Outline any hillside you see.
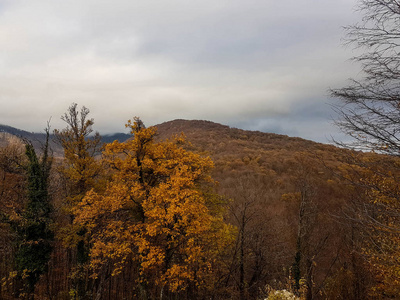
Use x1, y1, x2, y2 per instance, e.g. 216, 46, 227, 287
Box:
155, 119, 337, 155
0, 131, 24, 148
155, 119, 320, 149
0, 119, 374, 299
0, 124, 38, 138
0, 124, 60, 155
155, 119, 342, 177
153, 119, 363, 298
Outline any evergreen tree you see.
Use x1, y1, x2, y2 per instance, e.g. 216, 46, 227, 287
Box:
14, 128, 53, 298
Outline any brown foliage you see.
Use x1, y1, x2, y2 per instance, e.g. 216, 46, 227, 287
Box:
0, 118, 390, 299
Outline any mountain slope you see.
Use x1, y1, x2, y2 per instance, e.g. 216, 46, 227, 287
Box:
154, 119, 355, 295
154, 119, 341, 175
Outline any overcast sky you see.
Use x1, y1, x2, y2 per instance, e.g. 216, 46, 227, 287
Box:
0, 0, 362, 142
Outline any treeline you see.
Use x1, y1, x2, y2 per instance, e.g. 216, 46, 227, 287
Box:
0, 104, 399, 299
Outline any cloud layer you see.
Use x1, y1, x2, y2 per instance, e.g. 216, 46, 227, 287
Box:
0, 0, 360, 141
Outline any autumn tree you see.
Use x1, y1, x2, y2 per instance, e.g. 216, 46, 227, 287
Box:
54, 103, 103, 298
278, 153, 354, 300
54, 103, 102, 205
221, 173, 279, 300
336, 153, 400, 297
331, 0, 400, 296
74, 118, 233, 299
0, 141, 26, 221
282, 156, 321, 300
0, 141, 26, 298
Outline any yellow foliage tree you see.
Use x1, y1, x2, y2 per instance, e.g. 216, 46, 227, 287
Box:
338, 153, 400, 297
54, 103, 104, 298
74, 118, 233, 298
54, 103, 103, 239
54, 103, 103, 204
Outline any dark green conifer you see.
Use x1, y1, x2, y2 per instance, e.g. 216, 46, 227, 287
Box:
14, 129, 53, 297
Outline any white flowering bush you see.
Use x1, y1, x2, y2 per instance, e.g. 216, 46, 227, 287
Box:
265, 289, 299, 300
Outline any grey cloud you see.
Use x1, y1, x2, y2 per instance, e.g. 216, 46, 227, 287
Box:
0, 0, 361, 141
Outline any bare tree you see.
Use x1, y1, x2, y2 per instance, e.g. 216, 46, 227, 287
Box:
331, 0, 400, 155
331, 2, 400, 296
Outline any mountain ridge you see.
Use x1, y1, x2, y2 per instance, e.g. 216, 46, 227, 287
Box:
0, 124, 131, 155
1, 119, 328, 147
154, 119, 331, 154
1, 120, 339, 162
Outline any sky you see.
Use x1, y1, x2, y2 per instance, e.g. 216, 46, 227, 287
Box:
0, 0, 363, 142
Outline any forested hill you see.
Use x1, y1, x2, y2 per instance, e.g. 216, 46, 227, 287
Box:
0, 118, 387, 298
2, 119, 336, 158
155, 119, 332, 152
0, 124, 36, 137
154, 119, 342, 175
154, 119, 364, 299
0, 124, 47, 142
0, 124, 54, 153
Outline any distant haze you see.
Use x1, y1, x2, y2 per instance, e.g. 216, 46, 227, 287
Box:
0, 0, 361, 142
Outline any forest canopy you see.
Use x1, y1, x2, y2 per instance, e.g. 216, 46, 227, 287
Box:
1, 101, 399, 299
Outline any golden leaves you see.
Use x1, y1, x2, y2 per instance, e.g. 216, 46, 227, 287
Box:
73, 119, 232, 293
338, 153, 400, 296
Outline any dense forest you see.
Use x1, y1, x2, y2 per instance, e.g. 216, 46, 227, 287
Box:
0, 103, 399, 299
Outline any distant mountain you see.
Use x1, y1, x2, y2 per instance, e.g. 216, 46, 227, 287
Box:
101, 133, 131, 144
1, 119, 341, 168
0, 124, 56, 154
0, 124, 46, 141
0, 124, 131, 156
